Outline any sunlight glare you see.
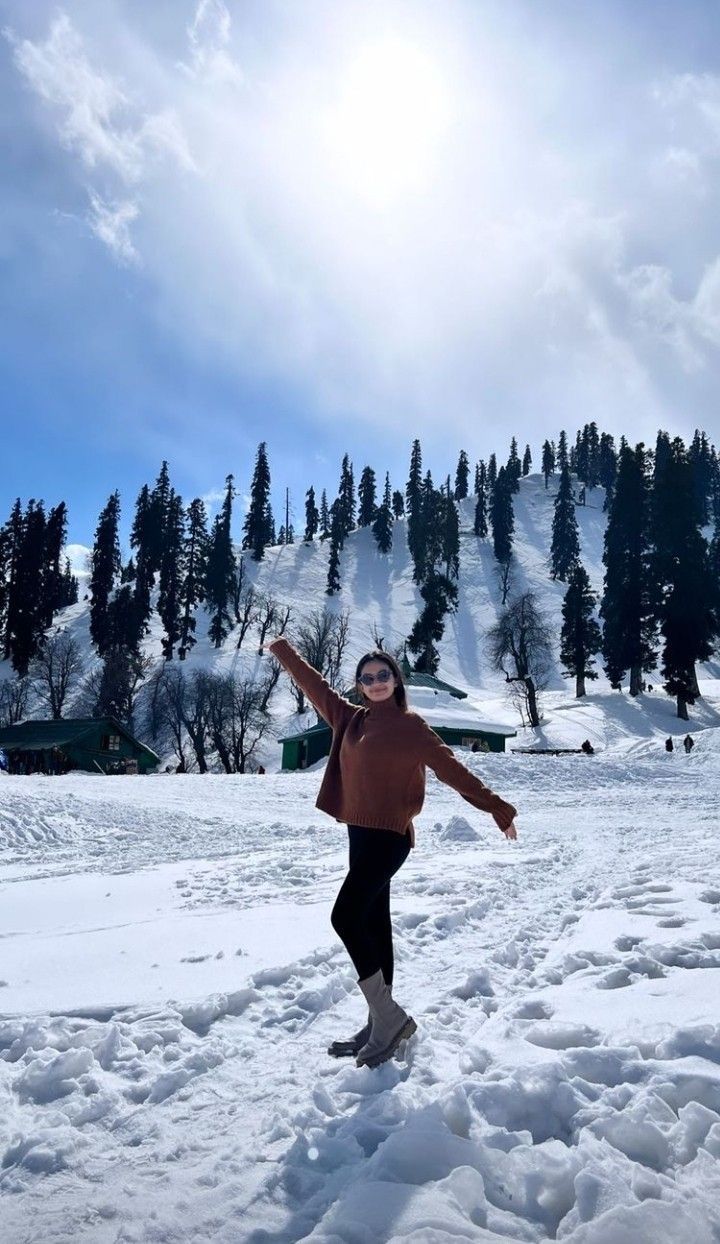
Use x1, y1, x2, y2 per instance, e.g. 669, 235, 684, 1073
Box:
324, 39, 452, 207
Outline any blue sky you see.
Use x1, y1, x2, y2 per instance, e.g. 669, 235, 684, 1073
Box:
2, 0, 720, 550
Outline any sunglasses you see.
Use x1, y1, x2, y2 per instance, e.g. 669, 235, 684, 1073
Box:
358, 669, 394, 686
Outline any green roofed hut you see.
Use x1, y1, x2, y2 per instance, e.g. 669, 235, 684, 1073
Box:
0, 718, 159, 776
278, 659, 516, 771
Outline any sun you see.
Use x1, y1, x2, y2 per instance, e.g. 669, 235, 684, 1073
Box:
323, 39, 452, 207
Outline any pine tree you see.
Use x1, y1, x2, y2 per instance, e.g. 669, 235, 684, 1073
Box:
406, 572, 458, 674
129, 484, 154, 646
506, 438, 521, 493
58, 558, 79, 609
541, 440, 556, 489
372, 473, 393, 554
454, 450, 470, 501
158, 489, 185, 660
598, 433, 617, 509
474, 461, 481, 496
406, 440, 424, 576
319, 490, 330, 540
522, 445, 532, 477
147, 461, 172, 578
336, 454, 356, 542
178, 498, 209, 660
6, 500, 47, 674
688, 428, 713, 527
487, 453, 497, 488
654, 437, 716, 718
550, 460, 580, 581
441, 481, 460, 580
243, 442, 272, 561
474, 461, 488, 537
326, 501, 342, 594
304, 486, 319, 542
207, 475, 236, 647
560, 562, 602, 696
90, 492, 121, 657
600, 443, 657, 694
557, 430, 569, 472
42, 502, 69, 629
357, 466, 377, 527
392, 490, 404, 519
490, 466, 514, 564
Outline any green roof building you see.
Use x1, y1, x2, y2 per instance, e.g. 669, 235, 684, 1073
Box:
0, 718, 159, 775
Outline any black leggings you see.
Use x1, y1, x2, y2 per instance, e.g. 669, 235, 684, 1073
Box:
330, 824, 412, 986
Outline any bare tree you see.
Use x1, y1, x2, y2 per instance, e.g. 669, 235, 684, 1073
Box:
78, 647, 154, 729
486, 592, 553, 728
141, 664, 191, 771
236, 586, 260, 650
0, 676, 30, 727
205, 672, 270, 772
370, 623, 405, 665
257, 595, 291, 653
291, 609, 350, 714
29, 631, 84, 720
258, 660, 281, 713
140, 664, 212, 772
494, 557, 516, 607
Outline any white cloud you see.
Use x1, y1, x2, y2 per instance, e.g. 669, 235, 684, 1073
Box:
6, 3, 720, 451
6, 10, 195, 261
87, 192, 139, 263
183, 0, 242, 87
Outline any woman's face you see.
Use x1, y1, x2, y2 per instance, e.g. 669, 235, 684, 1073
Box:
357, 659, 398, 704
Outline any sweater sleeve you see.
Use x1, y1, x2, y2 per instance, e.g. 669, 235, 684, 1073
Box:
269, 638, 356, 731
417, 718, 517, 830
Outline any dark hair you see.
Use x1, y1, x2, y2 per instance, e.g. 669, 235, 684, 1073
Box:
355, 650, 408, 710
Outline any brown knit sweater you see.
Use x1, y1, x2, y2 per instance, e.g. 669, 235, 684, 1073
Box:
270, 638, 517, 845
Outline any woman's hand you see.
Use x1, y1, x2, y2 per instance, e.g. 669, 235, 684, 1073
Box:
501, 821, 518, 841
491, 801, 518, 839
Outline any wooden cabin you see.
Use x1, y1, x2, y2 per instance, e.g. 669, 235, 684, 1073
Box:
0, 717, 159, 775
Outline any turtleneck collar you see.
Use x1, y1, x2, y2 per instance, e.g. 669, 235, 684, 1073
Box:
364, 694, 402, 716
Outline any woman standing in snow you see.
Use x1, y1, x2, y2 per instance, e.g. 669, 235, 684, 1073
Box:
267, 637, 518, 1069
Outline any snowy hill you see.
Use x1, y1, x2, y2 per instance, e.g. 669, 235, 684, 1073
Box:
26, 472, 720, 763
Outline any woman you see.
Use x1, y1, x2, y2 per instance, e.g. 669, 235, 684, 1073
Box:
268, 636, 518, 1070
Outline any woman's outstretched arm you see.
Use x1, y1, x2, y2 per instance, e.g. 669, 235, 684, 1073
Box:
268, 637, 356, 731
417, 718, 518, 837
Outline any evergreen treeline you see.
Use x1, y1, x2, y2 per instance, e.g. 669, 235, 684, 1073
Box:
2, 424, 719, 733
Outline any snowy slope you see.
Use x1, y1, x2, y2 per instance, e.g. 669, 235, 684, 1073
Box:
8, 473, 719, 766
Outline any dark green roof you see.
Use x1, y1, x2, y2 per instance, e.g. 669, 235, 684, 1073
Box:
399, 655, 467, 699
278, 720, 331, 743
0, 717, 159, 761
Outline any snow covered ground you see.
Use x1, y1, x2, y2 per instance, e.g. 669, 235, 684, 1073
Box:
2, 734, 720, 1243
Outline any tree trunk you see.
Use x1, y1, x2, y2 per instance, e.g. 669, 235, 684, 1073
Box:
525, 677, 540, 727
676, 694, 689, 721
576, 672, 586, 698
629, 665, 643, 696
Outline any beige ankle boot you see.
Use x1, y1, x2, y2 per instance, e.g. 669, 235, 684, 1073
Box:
355, 968, 417, 1068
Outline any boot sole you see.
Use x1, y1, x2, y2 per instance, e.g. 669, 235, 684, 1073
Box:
356, 1017, 417, 1069
327, 1042, 362, 1058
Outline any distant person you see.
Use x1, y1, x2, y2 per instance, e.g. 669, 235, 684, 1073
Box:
256, 764, 266, 774
683, 735, 695, 754
268, 635, 518, 1070
580, 739, 594, 755
665, 737, 674, 753
470, 740, 480, 753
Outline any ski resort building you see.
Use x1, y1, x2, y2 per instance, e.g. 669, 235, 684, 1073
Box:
279, 663, 516, 771
0, 718, 159, 776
